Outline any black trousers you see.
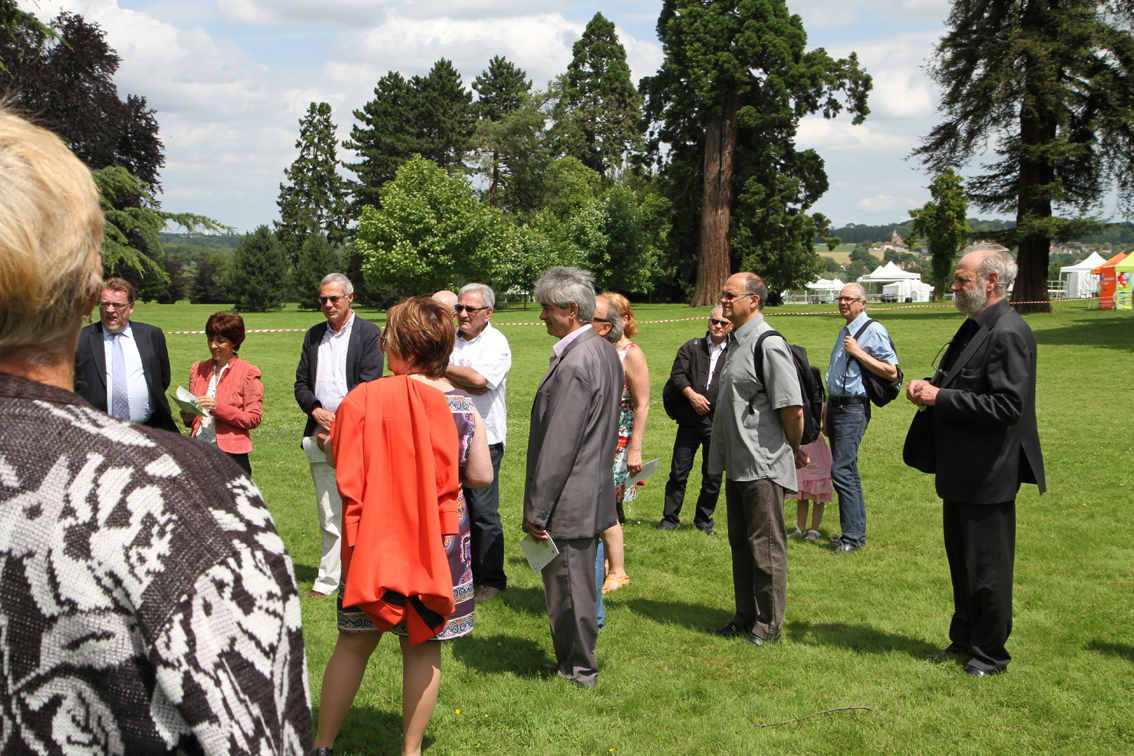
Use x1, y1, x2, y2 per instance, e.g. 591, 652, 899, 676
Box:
661, 423, 721, 529
225, 451, 252, 478
725, 477, 786, 641
466, 443, 506, 590
942, 498, 1016, 673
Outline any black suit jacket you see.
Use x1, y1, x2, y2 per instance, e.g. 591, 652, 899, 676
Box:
904, 298, 1045, 504
294, 314, 384, 438
74, 321, 179, 433
667, 334, 727, 427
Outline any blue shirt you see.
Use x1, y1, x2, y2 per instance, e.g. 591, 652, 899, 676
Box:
826, 312, 898, 398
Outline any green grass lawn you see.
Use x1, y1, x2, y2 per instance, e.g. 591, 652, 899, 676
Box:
135, 298, 1133, 755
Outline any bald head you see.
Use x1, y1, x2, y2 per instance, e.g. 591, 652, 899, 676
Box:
432, 290, 458, 314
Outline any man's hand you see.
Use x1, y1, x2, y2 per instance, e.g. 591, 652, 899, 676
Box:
906, 379, 939, 407
466, 385, 490, 396
794, 448, 810, 469
180, 411, 196, 428
311, 407, 335, 431
523, 519, 549, 543
315, 430, 330, 452
684, 388, 711, 415
843, 335, 866, 361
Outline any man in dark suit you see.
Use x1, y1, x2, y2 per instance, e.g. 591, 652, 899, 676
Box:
74, 277, 178, 433
294, 273, 383, 598
659, 306, 732, 534
523, 267, 623, 688
905, 248, 1045, 679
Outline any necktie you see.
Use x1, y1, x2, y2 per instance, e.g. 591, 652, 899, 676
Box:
111, 333, 130, 420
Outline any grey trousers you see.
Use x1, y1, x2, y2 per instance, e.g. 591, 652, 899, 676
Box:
725, 477, 787, 641
542, 536, 600, 687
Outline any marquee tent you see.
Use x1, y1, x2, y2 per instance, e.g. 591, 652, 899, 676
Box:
1114, 255, 1134, 310
1093, 251, 1132, 309
1059, 251, 1107, 299
883, 279, 935, 302
857, 261, 922, 283
805, 278, 845, 302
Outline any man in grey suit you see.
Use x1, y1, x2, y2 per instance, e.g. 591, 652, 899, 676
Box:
523, 267, 623, 688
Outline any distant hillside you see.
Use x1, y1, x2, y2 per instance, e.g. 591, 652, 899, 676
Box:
158, 231, 240, 252
826, 219, 1134, 246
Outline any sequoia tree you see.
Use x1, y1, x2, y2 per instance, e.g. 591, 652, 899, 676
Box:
914, 0, 1134, 313
643, 0, 871, 305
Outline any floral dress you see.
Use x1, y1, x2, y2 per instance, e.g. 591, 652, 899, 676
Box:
611, 341, 640, 519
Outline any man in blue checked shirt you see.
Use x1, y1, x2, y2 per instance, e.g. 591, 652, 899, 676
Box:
825, 283, 899, 554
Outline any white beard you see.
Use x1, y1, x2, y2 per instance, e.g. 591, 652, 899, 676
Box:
955, 282, 988, 316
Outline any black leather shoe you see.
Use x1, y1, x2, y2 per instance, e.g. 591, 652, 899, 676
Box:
657, 521, 678, 531
741, 632, 779, 647
312, 748, 333, 756
927, 643, 969, 662
697, 526, 717, 536
832, 541, 861, 554
963, 663, 1003, 679
707, 621, 747, 638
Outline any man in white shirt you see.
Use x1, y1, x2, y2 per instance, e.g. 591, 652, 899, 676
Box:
74, 277, 179, 433
446, 283, 513, 603
294, 273, 384, 597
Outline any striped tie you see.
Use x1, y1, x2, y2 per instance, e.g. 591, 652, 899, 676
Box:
110, 333, 130, 420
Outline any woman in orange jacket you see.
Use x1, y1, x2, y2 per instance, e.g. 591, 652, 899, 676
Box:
180, 311, 263, 476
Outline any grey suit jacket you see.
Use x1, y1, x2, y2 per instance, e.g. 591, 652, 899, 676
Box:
524, 328, 624, 540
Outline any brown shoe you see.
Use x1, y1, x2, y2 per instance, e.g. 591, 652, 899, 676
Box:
474, 586, 504, 604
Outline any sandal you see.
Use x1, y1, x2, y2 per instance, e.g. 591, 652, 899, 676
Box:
601, 574, 630, 595
806, 530, 820, 542
789, 523, 805, 538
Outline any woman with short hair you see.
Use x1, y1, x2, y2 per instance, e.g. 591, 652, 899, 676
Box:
181, 311, 263, 477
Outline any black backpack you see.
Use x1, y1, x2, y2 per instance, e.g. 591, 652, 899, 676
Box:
752, 330, 823, 446
849, 319, 904, 407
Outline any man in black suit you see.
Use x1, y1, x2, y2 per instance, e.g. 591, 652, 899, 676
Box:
659, 306, 732, 534
74, 277, 178, 433
905, 249, 1045, 679
294, 273, 383, 598
524, 267, 623, 688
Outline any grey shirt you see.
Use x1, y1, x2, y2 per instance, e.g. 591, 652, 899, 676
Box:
709, 314, 802, 491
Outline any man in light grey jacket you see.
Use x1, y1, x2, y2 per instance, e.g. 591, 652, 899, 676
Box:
523, 267, 623, 688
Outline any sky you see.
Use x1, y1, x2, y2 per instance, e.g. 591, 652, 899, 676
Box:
18, 0, 983, 234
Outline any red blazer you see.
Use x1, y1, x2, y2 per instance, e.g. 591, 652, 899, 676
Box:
331, 376, 460, 645
187, 356, 263, 454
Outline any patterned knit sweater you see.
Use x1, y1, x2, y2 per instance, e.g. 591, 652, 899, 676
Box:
0, 375, 312, 755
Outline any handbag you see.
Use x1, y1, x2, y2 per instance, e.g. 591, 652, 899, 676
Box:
902, 406, 936, 474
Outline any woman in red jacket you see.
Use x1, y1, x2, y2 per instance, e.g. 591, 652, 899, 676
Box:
180, 311, 263, 476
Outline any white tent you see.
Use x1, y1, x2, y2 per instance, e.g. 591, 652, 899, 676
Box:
883, 279, 935, 303
1059, 251, 1107, 298
857, 261, 922, 283
805, 278, 845, 302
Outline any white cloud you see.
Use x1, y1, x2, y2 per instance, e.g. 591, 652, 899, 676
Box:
856, 195, 910, 216
791, 0, 951, 30
796, 118, 915, 153
217, 0, 568, 26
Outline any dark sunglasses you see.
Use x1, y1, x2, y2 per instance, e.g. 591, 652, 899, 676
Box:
453, 304, 489, 314
709, 318, 729, 326
319, 295, 345, 305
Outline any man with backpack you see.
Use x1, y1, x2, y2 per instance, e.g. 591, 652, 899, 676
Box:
707, 272, 808, 647
826, 283, 900, 555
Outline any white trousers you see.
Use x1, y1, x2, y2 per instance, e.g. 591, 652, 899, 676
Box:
309, 458, 342, 595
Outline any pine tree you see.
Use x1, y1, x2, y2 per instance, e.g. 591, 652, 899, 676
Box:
557, 13, 642, 179
344, 71, 423, 210
642, 0, 871, 305
914, 0, 1134, 313
414, 59, 475, 172
909, 169, 972, 301
472, 56, 531, 207
276, 102, 350, 273
293, 234, 340, 311
223, 226, 288, 312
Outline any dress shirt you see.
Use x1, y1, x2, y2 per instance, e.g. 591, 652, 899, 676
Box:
548, 324, 594, 368
709, 315, 802, 491
826, 311, 898, 398
706, 338, 728, 390
315, 312, 355, 414
102, 323, 151, 424
451, 322, 512, 445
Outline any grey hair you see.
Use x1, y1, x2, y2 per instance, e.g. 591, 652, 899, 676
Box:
533, 266, 596, 323
977, 250, 1017, 294
742, 272, 768, 311
321, 273, 354, 297
597, 296, 624, 343
843, 282, 867, 301
458, 282, 495, 309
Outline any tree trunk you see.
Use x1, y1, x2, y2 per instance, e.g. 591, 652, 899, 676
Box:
490, 149, 500, 208
691, 89, 740, 307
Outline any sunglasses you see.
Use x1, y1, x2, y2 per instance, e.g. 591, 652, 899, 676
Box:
453, 304, 489, 314
319, 295, 345, 305
709, 318, 729, 326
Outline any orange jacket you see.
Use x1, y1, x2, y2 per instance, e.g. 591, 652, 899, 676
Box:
187, 356, 263, 454
332, 376, 460, 644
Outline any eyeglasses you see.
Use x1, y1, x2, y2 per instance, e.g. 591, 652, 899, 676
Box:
719, 291, 752, 302
98, 301, 130, 310
930, 340, 953, 376
453, 304, 489, 314
708, 318, 729, 326
836, 296, 864, 303
319, 295, 345, 305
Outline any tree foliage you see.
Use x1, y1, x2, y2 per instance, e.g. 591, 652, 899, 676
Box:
294, 233, 340, 311
555, 13, 642, 179
909, 169, 972, 300
223, 226, 288, 312
355, 155, 511, 293
472, 56, 532, 207
643, 0, 871, 305
277, 102, 350, 265
914, 0, 1134, 312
